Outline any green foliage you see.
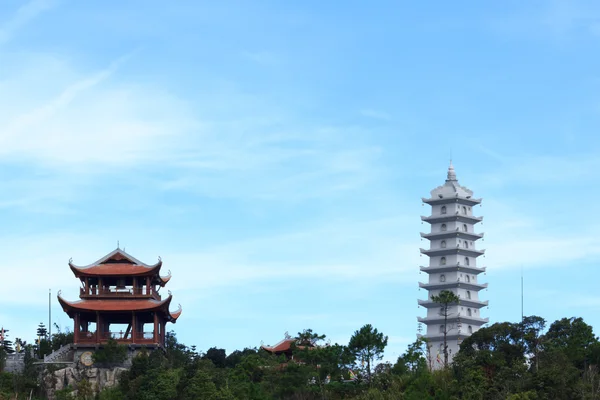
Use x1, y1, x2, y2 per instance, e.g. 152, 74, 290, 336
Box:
54, 385, 74, 400
92, 338, 128, 367
204, 347, 227, 368
7, 315, 600, 399
348, 324, 389, 384
76, 378, 94, 400
98, 387, 125, 400
431, 290, 460, 368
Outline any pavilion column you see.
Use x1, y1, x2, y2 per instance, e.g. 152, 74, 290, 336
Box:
74, 313, 80, 344
131, 312, 136, 344
96, 312, 100, 344
153, 312, 158, 344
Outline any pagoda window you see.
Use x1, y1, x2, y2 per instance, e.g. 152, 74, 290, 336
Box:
440, 274, 446, 282
441, 224, 447, 232
462, 206, 467, 215
466, 291, 471, 299
464, 242, 469, 249
468, 326, 473, 334
467, 308, 472, 316
441, 240, 446, 248
440, 257, 446, 265
466, 275, 470, 283
439, 325, 445, 333
463, 224, 468, 232
465, 257, 470, 266
441, 206, 447, 215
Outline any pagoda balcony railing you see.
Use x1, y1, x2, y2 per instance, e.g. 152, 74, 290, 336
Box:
80, 287, 161, 300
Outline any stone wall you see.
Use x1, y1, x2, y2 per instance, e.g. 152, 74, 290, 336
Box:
43, 363, 127, 400
4, 353, 25, 373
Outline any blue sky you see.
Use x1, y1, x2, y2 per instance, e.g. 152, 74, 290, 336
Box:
1, 0, 600, 362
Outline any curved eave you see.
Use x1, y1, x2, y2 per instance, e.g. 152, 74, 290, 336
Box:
57, 293, 173, 314
420, 231, 484, 241
421, 215, 483, 225
158, 272, 172, 286
420, 248, 485, 258
420, 265, 486, 274
69, 260, 164, 278
419, 281, 488, 291
421, 197, 482, 206
418, 316, 489, 326
169, 304, 182, 323
418, 299, 488, 309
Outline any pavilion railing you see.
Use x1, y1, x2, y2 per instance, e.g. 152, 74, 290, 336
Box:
77, 331, 97, 343
135, 332, 155, 340
80, 287, 161, 300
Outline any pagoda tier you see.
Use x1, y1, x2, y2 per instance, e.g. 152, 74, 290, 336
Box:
421, 214, 483, 224
418, 315, 489, 326
420, 231, 484, 241
420, 265, 486, 275
417, 162, 488, 369
418, 281, 487, 291
421, 196, 482, 207
419, 247, 485, 257
418, 298, 488, 309
58, 248, 182, 348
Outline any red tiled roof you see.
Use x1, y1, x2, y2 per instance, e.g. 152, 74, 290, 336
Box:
70, 263, 162, 276
57, 294, 172, 313
262, 338, 296, 353
69, 248, 164, 277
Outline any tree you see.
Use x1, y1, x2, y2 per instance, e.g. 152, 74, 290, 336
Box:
0, 329, 14, 355
348, 324, 388, 384
430, 290, 460, 367
543, 317, 598, 369
393, 338, 428, 376
520, 315, 546, 372
454, 322, 526, 398
204, 347, 226, 368
36, 323, 48, 339
92, 338, 127, 367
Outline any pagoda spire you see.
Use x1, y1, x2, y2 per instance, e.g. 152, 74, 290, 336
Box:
447, 161, 457, 181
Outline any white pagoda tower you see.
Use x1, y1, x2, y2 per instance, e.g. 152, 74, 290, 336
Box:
418, 162, 488, 368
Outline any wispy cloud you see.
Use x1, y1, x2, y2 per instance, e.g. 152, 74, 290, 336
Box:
360, 109, 392, 121
487, 0, 600, 39
241, 50, 281, 66
0, 0, 56, 45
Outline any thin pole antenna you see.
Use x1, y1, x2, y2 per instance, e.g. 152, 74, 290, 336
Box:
49, 289, 51, 339
521, 266, 524, 323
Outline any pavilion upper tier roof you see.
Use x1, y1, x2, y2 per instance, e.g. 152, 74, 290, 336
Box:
57, 293, 182, 322
69, 248, 169, 280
